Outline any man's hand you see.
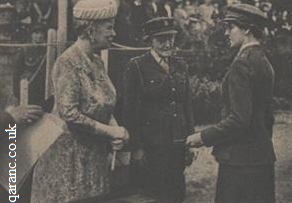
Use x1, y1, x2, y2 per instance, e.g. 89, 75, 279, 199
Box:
111, 139, 124, 151
186, 132, 204, 148
5, 105, 44, 124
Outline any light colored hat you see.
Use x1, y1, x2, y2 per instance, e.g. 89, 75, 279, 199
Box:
73, 0, 118, 20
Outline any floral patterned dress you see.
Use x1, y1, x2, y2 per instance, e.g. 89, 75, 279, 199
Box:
31, 44, 116, 203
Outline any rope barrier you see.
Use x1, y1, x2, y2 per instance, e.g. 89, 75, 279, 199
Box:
111, 42, 150, 51
0, 41, 150, 51
0, 42, 67, 48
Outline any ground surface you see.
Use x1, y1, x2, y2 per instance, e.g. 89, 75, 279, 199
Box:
184, 111, 292, 203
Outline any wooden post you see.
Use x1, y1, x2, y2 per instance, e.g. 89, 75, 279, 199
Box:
20, 79, 29, 105
57, 0, 68, 56
45, 29, 57, 100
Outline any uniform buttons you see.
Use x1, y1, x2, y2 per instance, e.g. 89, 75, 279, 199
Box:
173, 113, 177, 117
171, 87, 176, 92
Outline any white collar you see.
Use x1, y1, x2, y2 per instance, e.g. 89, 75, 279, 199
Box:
231, 41, 260, 65
239, 41, 260, 55
150, 49, 170, 72
150, 49, 167, 64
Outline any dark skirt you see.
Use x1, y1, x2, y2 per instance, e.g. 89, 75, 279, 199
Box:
215, 164, 275, 203
131, 145, 186, 203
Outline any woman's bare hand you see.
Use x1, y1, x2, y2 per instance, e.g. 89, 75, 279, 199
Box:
6, 105, 44, 124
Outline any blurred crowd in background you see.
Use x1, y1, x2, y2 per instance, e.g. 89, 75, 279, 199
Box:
0, 0, 291, 49
0, 0, 291, 124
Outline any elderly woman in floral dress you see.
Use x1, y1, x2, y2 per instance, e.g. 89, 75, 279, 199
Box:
31, 1, 129, 203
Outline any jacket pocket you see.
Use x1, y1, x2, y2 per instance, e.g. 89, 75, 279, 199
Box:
141, 116, 162, 146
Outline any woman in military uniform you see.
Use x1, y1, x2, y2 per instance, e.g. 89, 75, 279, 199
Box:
187, 4, 276, 203
123, 17, 194, 203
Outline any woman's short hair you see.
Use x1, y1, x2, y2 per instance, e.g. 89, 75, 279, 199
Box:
74, 18, 93, 38
223, 4, 268, 39
234, 21, 264, 39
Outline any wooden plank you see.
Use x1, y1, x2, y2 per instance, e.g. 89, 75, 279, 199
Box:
45, 29, 57, 100
20, 78, 29, 105
57, 0, 68, 56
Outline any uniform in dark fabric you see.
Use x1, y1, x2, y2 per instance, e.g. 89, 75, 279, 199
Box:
123, 51, 194, 203
215, 164, 275, 203
201, 44, 276, 203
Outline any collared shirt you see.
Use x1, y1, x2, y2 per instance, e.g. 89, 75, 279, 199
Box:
150, 49, 170, 73
233, 41, 260, 62
239, 41, 260, 54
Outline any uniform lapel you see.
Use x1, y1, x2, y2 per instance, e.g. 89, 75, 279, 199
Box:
149, 50, 170, 74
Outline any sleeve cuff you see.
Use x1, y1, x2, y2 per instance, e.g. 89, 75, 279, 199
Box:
201, 127, 218, 147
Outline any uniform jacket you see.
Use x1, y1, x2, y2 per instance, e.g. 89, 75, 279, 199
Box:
201, 44, 276, 165
123, 51, 194, 149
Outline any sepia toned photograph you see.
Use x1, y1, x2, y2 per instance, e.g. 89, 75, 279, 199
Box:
0, 0, 292, 202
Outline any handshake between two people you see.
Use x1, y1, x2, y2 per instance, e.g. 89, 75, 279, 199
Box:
110, 129, 204, 153
131, 131, 205, 166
